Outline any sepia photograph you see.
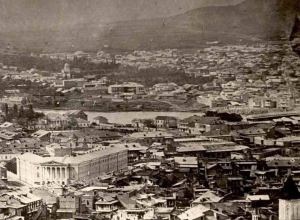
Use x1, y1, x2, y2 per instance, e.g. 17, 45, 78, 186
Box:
0, 0, 299, 219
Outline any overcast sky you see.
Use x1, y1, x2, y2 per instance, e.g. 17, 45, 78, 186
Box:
0, 0, 245, 31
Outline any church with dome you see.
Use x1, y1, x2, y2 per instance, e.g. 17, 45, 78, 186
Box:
61, 63, 71, 79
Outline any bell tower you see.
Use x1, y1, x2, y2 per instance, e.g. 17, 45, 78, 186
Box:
279, 175, 300, 220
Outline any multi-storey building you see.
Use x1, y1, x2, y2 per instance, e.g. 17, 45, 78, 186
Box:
197, 94, 229, 108
17, 146, 128, 186
108, 83, 145, 95
155, 116, 177, 128
248, 97, 277, 109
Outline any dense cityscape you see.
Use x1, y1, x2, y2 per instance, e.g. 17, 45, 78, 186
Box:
0, 38, 299, 220
0, 0, 300, 220
1, 40, 300, 114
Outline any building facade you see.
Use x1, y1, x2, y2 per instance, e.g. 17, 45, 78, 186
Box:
17, 147, 128, 186
108, 83, 145, 95
155, 116, 177, 128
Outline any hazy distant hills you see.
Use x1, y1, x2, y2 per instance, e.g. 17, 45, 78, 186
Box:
0, 0, 298, 52
98, 0, 297, 50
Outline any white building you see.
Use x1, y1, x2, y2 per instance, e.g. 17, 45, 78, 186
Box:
17, 146, 128, 186
197, 94, 229, 108
112, 209, 146, 220
108, 83, 145, 95
75, 118, 90, 128
46, 113, 69, 128
279, 176, 300, 220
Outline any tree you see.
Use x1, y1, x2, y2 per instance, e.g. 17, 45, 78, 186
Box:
204, 111, 242, 122
2, 103, 8, 116
68, 117, 78, 128
13, 104, 18, 115
18, 106, 24, 118
144, 119, 155, 129
16, 117, 27, 128
27, 104, 35, 120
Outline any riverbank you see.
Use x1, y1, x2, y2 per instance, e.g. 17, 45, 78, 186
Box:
34, 98, 207, 113
36, 109, 204, 124
35, 106, 206, 113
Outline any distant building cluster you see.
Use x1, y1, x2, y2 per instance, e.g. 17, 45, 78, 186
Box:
1, 41, 300, 111
0, 40, 300, 220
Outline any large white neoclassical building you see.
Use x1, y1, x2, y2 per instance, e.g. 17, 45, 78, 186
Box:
17, 146, 128, 186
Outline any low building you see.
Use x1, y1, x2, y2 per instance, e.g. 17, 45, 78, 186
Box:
0, 148, 21, 162
31, 130, 51, 142
31, 188, 58, 218
57, 193, 82, 219
45, 143, 73, 157
108, 83, 145, 95
197, 95, 229, 108
83, 86, 108, 95
174, 157, 198, 173
93, 116, 109, 124
126, 131, 174, 146
155, 116, 177, 128
0, 122, 17, 131
112, 209, 146, 220
110, 143, 148, 163
95, 196, 119, 214
76, 118, 90, 128
5, 190, 43, 220
153, 83, 178, 92
248, 97, 277, 108
64, 110, 88, 121
0, 129, 20, 140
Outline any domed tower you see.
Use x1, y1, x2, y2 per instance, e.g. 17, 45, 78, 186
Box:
67, 133, 78, 148
62, 63, 71, 79
279, 175, 300, 220
63, 63, 70, 72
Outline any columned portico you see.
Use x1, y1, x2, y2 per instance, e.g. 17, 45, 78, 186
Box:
41, 163, 69, 184
56, 167, 60, 179
52, 167, 55, 179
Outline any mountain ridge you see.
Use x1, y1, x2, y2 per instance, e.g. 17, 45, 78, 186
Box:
0, 0, 298, 52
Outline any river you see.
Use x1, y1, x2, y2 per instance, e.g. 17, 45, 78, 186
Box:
37, 109, 203, 125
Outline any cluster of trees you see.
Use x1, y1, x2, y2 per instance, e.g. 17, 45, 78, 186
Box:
205, 110, 243, 122
0, 54, 119, 73
110, 66, 215, 87
1, 103, 44, 127
0, 78, 50, 102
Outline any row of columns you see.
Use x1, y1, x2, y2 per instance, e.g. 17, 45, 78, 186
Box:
42, 166, 69, 180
